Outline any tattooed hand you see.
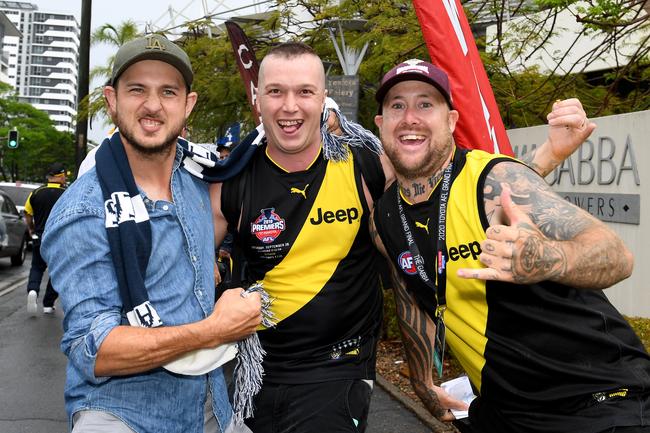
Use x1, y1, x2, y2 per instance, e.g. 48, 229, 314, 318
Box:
458, 186, 566, 284
413, 380, 469, 421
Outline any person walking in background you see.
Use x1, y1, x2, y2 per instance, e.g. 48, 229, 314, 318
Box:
25, 162, 66, 315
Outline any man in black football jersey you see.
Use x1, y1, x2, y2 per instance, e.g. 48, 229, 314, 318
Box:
370, 59, 648, 433
209, 42, 602, 433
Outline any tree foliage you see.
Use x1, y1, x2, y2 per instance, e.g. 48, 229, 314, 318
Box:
85, 0, 649, 140
0, 83, 75, 182
77, 20, 142, 127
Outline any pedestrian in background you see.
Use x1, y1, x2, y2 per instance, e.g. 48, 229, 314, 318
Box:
25, 162, 66, 315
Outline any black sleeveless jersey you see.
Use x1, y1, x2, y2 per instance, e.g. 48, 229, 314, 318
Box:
221, 145, 384, 384
374, 148, 650, 433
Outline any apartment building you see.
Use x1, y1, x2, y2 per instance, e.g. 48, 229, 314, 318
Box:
0, 1, 79, 131
0, 9, 20, 84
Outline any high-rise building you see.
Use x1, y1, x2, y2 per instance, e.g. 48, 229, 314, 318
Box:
0, 1, 79, 132
0, 10, 20, 84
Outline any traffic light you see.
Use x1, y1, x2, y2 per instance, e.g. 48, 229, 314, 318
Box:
7, 129, 19, 149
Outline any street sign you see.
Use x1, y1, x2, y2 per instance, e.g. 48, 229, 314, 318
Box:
326, 75, 359, 122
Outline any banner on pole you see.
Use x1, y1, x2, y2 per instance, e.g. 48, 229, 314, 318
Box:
225, 21, 262, 125
412, 0, 512, 155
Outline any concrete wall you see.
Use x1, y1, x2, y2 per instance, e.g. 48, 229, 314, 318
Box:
507, 110, 648, 317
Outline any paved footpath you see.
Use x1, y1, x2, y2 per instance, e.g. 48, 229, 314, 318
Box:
0, 273, 435, 433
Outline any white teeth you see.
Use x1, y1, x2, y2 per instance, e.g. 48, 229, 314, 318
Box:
278, 120, 302, 126
400, 134, 425, 141
142, 119, 161, 126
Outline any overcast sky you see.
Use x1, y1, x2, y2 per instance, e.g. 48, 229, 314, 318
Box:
29, 0, 268, 142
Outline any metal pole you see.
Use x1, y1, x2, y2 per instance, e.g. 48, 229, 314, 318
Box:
75, 0, 92, 175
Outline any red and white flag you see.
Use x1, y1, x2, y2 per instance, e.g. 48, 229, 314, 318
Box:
412, 0, 512, 155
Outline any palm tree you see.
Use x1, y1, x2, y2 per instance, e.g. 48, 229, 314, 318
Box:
78, 20, 141, 128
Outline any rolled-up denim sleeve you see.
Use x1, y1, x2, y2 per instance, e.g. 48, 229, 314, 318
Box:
42, 201, 123, 385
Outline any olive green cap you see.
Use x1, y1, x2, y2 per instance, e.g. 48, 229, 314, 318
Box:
110, 34, 193, 88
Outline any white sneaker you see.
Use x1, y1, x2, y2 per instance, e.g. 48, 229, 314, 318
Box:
43, 306, 55, 314
27, 290, 38, 316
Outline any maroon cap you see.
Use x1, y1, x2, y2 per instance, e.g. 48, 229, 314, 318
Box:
375, 59, 453, 112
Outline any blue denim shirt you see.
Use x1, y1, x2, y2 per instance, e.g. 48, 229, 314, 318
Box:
42, 146, 233, 433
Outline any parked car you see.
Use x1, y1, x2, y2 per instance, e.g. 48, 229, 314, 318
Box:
0, 181, 40, 250
0, 181, 40, 215
0, 189, 29, 266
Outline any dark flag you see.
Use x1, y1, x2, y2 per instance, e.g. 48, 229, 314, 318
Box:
225, 21, 262, 124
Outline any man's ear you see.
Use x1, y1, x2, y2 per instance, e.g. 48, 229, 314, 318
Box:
185, 91, 198, 118
448, 110, 459, 133
374, 114, 383, 130
103, 86, 117, 115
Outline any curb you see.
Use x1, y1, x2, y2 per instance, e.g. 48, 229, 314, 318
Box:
376, 374, 458, 433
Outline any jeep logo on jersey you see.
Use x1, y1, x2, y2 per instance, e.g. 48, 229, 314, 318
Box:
251, 208, 286, 243
448, 241, 482, 261
309, 207, 359, 225
398, 251, 417, 275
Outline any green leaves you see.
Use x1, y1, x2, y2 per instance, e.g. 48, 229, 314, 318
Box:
0, 96, 75, 182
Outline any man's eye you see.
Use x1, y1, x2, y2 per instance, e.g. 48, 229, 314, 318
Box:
390, 102, 405, 110
163, 89, 177, 96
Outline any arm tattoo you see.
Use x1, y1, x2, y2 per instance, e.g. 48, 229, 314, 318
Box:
519, 148, 545, 177
485, 163, 591, 239
389, 264, 446, 419
484, 161, 632, 288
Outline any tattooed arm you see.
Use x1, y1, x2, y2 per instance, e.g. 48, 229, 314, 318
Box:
369, 214, 467, 420
458, 161, 633, 289
520, 99, 596, 178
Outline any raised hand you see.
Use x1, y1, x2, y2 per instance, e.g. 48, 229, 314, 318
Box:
457, 185, 565, 284
545, 98, 596, 164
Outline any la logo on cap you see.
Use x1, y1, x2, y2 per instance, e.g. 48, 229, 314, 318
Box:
145, 36, 166, 51
396, 59, 428, 75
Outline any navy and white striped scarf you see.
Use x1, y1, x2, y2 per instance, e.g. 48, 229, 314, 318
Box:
95, 126, 264, 328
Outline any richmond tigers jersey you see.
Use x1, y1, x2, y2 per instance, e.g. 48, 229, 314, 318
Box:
374, 148, 650, 433
221, 145, 383, 384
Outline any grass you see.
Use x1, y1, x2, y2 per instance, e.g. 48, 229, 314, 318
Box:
626, 316, 650, 352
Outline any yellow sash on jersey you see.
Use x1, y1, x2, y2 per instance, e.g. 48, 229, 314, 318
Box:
261, 151, 362, 324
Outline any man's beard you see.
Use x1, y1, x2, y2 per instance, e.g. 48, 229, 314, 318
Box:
385, 133, 454, 181
116, 113, 182, 157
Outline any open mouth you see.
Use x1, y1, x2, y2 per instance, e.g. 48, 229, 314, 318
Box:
140, 118, 163, 132
278, 119, 303, 134
398, 134, 426, 145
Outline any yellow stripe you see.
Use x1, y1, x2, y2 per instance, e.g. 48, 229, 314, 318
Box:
444, 150, 503, 390
261, 150, 362, 323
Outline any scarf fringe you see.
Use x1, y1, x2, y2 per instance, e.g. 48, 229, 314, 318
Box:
321, 107, 383, 162
232, 283, 276, 425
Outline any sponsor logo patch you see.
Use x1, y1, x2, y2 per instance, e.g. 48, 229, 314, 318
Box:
251, 208, 286, 243
398, 251, 417, 275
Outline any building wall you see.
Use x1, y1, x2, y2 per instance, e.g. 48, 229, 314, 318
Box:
0, 1, 79, 131
484, 1, 648, 75
0, 9, 20, 84
508, 110, 649, 318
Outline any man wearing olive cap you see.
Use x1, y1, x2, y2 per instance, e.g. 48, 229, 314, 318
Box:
42, 34, 260, 433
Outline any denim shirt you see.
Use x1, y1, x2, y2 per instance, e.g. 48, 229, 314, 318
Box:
41, 146, 233, 433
